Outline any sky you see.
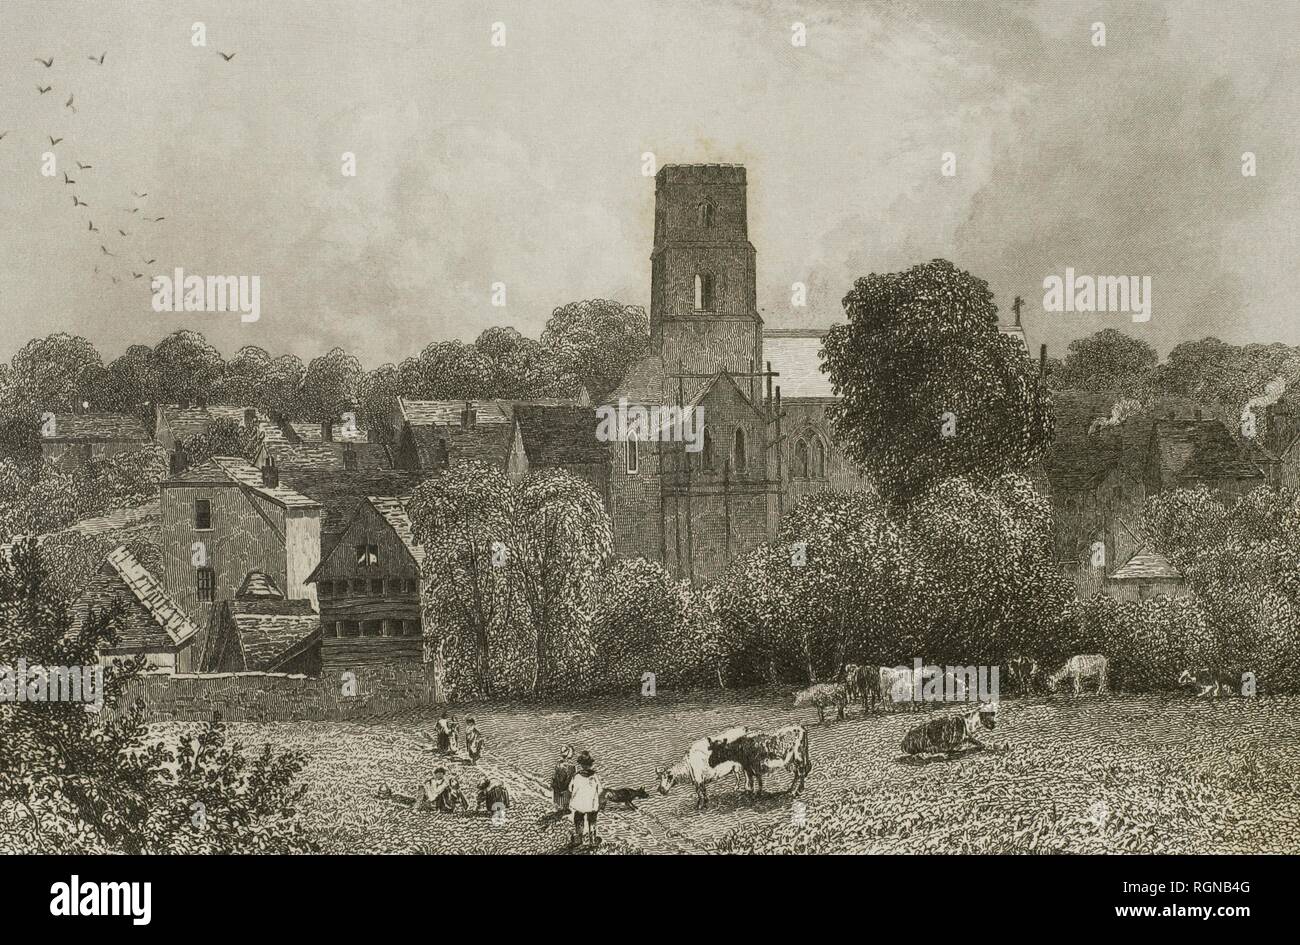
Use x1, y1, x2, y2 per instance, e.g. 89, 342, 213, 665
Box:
0, 0, 1296, 369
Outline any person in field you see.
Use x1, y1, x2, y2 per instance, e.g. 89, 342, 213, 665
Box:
434, 710, 456, 753
551, 744, 577, 811
568, 751, 604, 848
463, 716, 484, 764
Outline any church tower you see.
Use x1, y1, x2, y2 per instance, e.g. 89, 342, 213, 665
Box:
650, 164, 764, 402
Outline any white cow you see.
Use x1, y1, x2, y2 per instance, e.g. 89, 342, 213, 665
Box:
1047, 654, 1109, 695
655, 727, 747, 810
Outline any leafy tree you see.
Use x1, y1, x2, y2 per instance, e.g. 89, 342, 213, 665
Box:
100, 345, 161, 417
10, 333, 103, 411
475, 326, 570, 399
356, 363, 404, 443
297, 347, 362, 422
177, 417, 257, 466
218, 346, 304, 418
824, 260, 1052, 507
1048, 329, 1157, 395
152, 330, 225, 406
541, 299, 649, 400
0, 539, 315, 853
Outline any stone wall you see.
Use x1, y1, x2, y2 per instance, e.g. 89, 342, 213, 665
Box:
114, 660, 435, 722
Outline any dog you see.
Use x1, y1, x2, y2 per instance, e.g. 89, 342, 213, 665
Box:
600, 786, 649, 810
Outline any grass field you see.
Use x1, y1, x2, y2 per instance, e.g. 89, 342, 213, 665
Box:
173, 688, 1300, 854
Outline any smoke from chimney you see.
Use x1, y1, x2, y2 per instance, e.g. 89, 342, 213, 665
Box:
1089, 398, 1143, 435
1242, 376, 1288, 427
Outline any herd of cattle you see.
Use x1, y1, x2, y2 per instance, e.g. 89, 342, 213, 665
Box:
653, 653, 1248, 811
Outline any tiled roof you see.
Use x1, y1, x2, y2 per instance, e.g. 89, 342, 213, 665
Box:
1109, 549, 1182, 581
42, 411, 149, 443
162, 405, 263, 441
1151, 418, 1266, 486
398, 398, 510, 426
258, 441, 391, 474
236, 570, 285, 599
227, 605, 320, 671
82, 545, 201, 649
367, 496, 425, 568
603, 354, 710, 407
209, 457, 321, 509
279, 469, 421, 536
513, 406, 608, 467
763, 330, 834, 400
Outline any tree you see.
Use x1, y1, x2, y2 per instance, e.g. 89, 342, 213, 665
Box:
217, 346, 304, 418
823, 260, 1052, 506
508, 469, 612, 692
178, 417, 257, 466
297, 347, 362, 422
407, 462, 516, 698
541, 299, 649, 400
152, 330, 225, 406
474, 326, 570, 399
1048, 329, 1157, 395
100, 345, 161, 416
10, 333, 103, 410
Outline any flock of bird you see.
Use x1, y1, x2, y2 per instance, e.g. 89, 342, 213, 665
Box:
9, 48, 237, 286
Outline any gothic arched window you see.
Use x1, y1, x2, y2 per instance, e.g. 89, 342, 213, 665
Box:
697, 201, 715, 227
733, 427, 746, 473
792, 439, 809, 479
694, 273, 715, 312
702, 428, 714, 470
811, 437, 826, 479
625, 435, 638, 475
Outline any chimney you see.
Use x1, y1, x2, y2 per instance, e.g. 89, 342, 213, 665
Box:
462, 401, 476, 428
321, 420, 334, 442
437, 437, 449, 468
261, 457, 279, 488
1039, 344, 1047, 378
244, 408, 256, 430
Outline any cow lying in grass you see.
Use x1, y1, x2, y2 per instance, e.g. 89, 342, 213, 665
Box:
656, 727, 747, 810
1179, 668, 1240, 698
707, 725, 811, 796
900, 704, 997, 759
794, 681, 848, 723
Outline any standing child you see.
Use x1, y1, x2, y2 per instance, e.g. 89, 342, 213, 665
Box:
463, 716, 484, 764
434, 711, 454, 753
551, 744, 577, 812
568, 751, 603, 848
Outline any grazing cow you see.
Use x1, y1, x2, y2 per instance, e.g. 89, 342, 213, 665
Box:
707, 725, 811, 796
793, 681, 848, 723
1006, 655, 1039, 695
1046, 654, 1109, 695
878, 665, 923, 711
656, 727, 748, 810
900, 704, 997, 758
842, 663, 879, 713
1178, 667, 1239, 698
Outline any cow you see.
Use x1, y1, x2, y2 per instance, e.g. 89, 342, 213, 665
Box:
900, 704, 997, 758
842, 662, 879, 713
656, 727, 748, 810
706, 725, 811, 796
1046, 654, 1109, 695
1178, 667, 1240, 698
793, 681, 848, 723
879, 665, 924, 711
1006, 655, 1040, 695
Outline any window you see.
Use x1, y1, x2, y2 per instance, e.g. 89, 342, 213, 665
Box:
697, 201, 715, 227
370, 578, 384, 595
625, 436, 639, 475
702, 429, 714, 470
404, 578, 418, 595
195, 498, 212, 530
343, 446, 357, 471
733, 427, 746, 473
693, 273, 715, 311
331, 621, 343, 638
792, 440, 809, 479
343, 620, 361, 637
318, 580, 332, 598
362, 620, 382, 637
811, 437, 826, 479
196, 567, 216, 602
355, 544, 379, 567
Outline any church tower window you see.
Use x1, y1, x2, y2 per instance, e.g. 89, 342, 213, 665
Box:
733, 427, 746, 473
625, 435, 639, 474
694, 273, 715, 312
697, 201, 715, 227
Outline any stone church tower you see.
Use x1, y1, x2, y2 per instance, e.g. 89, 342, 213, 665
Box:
650, 165, 764, 403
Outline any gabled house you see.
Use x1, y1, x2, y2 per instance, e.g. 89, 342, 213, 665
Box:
512, 404, 611, 498
388, 398, 525, 478
74, 545, 203, 673
1145, 414, 1267, 497
159, 456, 321, 630
39, 411, 151, 470
305, 495, 425, 671
203, 571, 321, 674
249, 416, 383, 474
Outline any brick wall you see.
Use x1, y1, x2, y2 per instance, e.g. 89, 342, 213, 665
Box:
113, 660, 435, 722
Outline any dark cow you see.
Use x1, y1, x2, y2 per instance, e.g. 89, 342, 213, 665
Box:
707, 725, 811, 795
900, 704, 997, 758
1006, 655, 1039, 695
842, 662, 880, 713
